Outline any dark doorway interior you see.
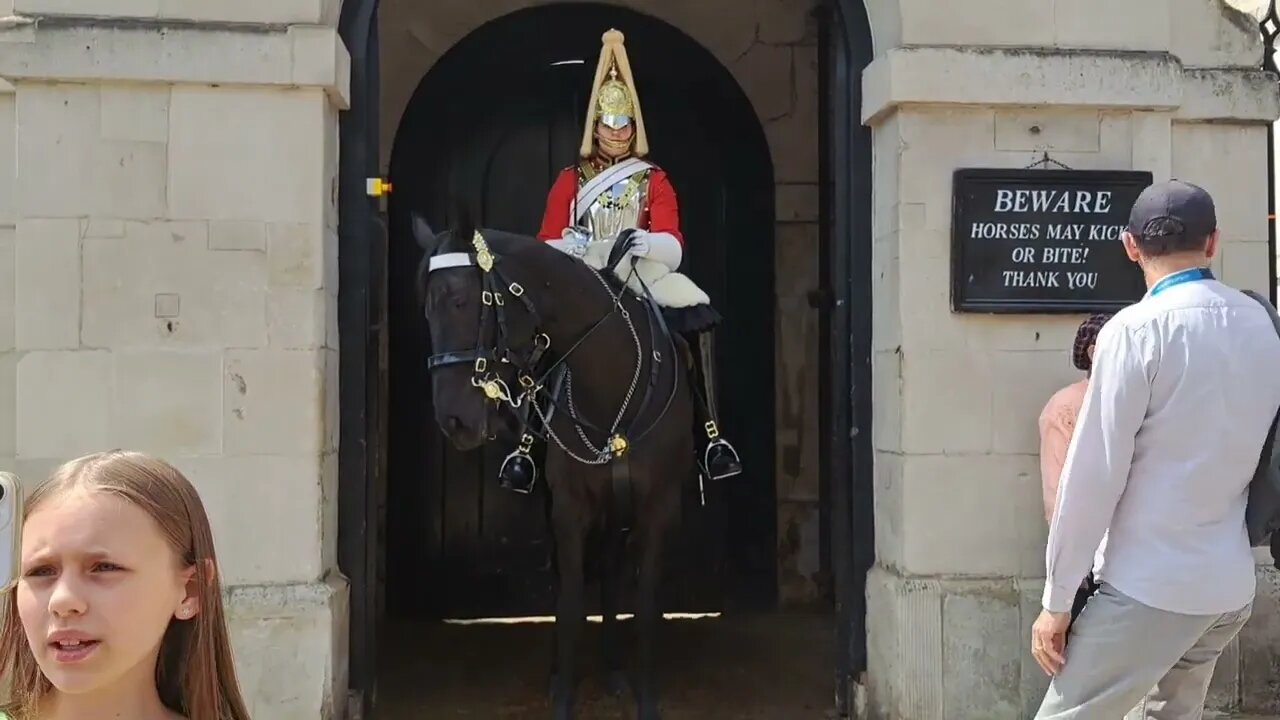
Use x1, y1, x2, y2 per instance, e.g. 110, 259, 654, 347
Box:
384, 3, 778, 621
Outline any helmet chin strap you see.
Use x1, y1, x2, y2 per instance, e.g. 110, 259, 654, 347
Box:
595, 131, 634, 160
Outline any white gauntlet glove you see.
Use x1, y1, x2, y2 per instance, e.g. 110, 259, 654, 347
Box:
627, 231, 683, 272
627, 235, 650, 257
547, 227, 590, 257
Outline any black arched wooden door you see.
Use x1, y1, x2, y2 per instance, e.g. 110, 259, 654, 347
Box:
386, 3, 776, 618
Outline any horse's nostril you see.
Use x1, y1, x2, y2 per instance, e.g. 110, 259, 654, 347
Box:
444, 415, 463, 435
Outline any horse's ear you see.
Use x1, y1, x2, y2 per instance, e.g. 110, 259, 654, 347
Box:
411, 211, 438, 253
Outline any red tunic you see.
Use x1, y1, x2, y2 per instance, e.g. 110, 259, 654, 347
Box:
536, 163, 685, 245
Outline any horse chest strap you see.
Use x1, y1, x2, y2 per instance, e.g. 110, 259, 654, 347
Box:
608, 453, 636, 529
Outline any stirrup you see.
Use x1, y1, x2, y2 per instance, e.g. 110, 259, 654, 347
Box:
497, 434, 538, 494
704, 438, 743, 480
702, 418, 743, 481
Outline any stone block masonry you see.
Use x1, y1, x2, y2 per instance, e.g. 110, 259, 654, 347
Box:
0, 14, 349, 719
862, 1, 1280, 715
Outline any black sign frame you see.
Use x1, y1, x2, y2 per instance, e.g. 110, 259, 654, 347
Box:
950, 168, 1153, 314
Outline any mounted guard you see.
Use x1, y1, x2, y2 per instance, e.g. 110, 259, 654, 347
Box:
495, 28, 743, 494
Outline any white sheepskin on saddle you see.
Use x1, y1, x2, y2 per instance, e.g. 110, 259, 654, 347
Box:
578, 242, 710, 309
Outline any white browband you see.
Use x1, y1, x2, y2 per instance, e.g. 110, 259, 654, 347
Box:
429, 252, 475, 272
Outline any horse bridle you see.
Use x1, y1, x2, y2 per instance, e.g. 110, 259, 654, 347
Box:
423, 230, 679, 465
424, 234, 551, 409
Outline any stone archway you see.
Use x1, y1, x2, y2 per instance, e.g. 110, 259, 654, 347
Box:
336, 0, 877, 713
361, 1, 882, 714
383, 2, 781, 616
338, 0, 1280, 716
379, 0, 835, 605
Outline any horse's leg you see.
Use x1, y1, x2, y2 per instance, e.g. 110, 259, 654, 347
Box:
635, 523, 667, 720
546, 530, 560, 699
551, 511, 586, 720
600, 530, 630, 698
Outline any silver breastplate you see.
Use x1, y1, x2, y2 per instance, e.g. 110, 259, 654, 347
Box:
583, 172, 650, 243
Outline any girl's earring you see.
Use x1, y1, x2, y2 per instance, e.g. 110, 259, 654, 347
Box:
177, 606, 193, 619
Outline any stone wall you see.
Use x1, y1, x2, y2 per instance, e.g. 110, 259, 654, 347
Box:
863, 0, 1280, 717
0, 16, 350, 720
10, 0, 343, 24
378, 0, 828, 605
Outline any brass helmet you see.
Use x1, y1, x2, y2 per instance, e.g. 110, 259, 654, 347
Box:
579, 29, 649, 158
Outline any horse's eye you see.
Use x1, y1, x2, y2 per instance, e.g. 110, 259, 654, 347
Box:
451, 295, 467, 310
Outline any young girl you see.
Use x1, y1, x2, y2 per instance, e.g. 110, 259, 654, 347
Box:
0, 450, 252, 720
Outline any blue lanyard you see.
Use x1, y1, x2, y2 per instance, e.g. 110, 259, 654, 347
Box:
1149, 267, 1213, 297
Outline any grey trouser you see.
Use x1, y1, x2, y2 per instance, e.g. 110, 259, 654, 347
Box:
1034, 582, 1252, 720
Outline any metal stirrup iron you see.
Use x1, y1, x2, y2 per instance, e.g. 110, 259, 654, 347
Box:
498, 433, 538, 494
698, 331, 743, 481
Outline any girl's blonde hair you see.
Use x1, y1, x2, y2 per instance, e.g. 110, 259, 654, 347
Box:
0, 451, 251, 720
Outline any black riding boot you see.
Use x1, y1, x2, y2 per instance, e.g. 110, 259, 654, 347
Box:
696, 330, 743, 481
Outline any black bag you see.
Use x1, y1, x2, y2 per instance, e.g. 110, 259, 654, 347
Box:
1241, 290, 1280, 568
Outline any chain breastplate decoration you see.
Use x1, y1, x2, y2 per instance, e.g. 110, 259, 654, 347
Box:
578, 165, 651, 243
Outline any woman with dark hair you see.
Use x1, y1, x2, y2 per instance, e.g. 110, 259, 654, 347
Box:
1038, 312, 1112, 620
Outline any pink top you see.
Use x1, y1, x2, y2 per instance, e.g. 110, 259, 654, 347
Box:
1038, 379, 1089, 523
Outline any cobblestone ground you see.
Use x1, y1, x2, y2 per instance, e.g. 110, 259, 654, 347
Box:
376, 611, 836, 719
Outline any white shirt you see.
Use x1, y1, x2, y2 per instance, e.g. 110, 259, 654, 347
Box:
1043, 273, 1280, 615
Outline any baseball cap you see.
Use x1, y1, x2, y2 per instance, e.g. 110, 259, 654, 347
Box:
1127, 179, 1217, 241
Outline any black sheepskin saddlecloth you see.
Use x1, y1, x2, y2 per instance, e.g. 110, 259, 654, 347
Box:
662, 303, 721, 335
599, 269, 723, 335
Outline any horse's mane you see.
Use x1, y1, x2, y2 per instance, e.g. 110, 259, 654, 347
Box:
413, 217, 595, 309
411, 191, 630, 312
437, 227, 539, 256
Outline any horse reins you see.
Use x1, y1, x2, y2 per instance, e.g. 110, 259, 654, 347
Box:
424, 230, 680, 468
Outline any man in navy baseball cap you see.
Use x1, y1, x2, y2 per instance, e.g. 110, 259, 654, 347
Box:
1032, 176, 1280, 719
1124, 178, 1218, 262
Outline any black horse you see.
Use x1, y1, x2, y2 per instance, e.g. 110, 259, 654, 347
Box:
412, 211, 692, 720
